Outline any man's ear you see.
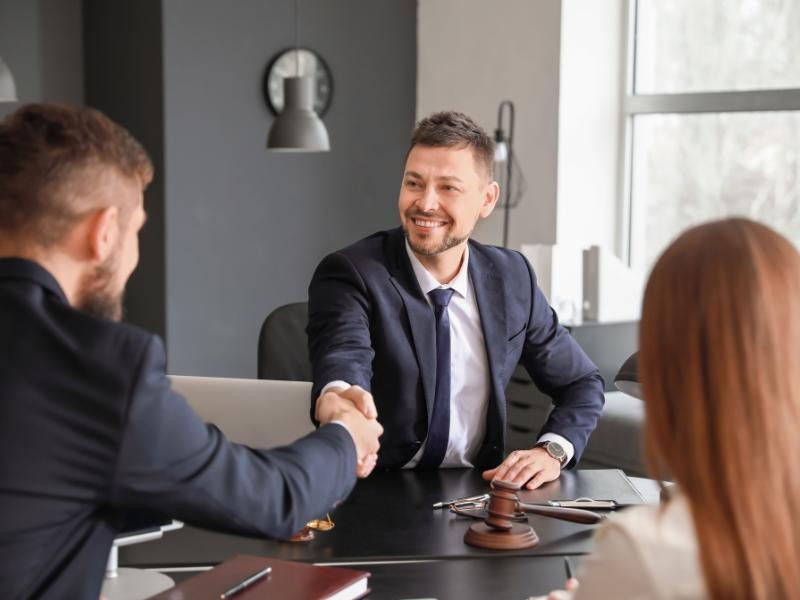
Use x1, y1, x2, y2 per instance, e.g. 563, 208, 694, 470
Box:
86, 206, 119, 263
479, 180, 500, 218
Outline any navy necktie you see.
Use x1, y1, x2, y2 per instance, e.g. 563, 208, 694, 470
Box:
417, 287, 455, 469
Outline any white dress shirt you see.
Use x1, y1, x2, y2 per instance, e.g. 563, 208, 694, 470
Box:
403, 243, 490, 467
323, 241, 574, 467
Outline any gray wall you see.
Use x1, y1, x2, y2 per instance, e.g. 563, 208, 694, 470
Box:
161, 0, 416, 376
84, 0, 166, 340
0, 0, 83, 117
418, 0, 561, 250
4, 0, 416, 378
162, 0, 416, 377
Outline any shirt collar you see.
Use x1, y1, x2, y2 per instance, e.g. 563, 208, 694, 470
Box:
404, 240, 470, 299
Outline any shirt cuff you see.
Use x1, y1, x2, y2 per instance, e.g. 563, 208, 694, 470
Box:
536, 432, 575, 467
321, 380, 352, 396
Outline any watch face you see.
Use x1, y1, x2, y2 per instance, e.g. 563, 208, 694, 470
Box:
264, 48, 333, 116
541, 441, 566, 462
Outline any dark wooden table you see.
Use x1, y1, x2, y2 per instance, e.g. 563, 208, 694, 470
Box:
121, 468, 645, 569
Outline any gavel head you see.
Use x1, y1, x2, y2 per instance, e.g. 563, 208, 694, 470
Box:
485, 479, 521, 531
463, 478, 539, 550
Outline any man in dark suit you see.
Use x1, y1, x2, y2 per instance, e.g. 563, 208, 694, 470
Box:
0, 104, 382, 600
308, 111, 603, 488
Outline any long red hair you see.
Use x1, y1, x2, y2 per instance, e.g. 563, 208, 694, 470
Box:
640, 218, 800, 598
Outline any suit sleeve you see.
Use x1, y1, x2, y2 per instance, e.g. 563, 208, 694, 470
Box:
307, 252, 376, 418
110, 337, 358, 540
516, 254, 605, 467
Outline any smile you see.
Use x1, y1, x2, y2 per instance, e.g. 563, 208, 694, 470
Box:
413, 218, 447, 229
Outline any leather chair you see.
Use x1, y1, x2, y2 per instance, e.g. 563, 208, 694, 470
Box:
257, 301, 312, 381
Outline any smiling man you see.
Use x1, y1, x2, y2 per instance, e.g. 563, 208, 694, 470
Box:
307, 111, 604, 488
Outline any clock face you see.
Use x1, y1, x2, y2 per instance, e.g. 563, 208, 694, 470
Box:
264, 48, 332, 116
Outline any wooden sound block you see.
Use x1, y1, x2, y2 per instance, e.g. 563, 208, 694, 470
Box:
464, 522, 539, 550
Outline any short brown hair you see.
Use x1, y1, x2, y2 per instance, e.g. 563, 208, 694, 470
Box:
408, 111, 495, 180
0, 103, 153, 246
641, 218, 800, 598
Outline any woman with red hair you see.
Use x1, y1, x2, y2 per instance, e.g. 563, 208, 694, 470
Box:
549, 218, 800, 599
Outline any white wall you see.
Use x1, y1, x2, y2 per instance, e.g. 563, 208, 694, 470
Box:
557, 0, 625, 255
417, 0, 562, 248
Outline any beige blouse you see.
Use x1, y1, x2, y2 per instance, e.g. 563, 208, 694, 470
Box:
570, 494, 707, 599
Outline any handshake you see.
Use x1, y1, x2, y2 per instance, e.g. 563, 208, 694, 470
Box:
315, 385, 383, 478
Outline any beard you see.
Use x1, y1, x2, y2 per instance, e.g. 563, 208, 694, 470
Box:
75, 251, 125, 322
402, 220, 471, 257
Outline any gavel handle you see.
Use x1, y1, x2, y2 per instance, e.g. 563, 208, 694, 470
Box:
517, 502, 604, 524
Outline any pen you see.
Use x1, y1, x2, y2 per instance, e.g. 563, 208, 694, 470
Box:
220, 566, 272, 599
564, 557, 574, 580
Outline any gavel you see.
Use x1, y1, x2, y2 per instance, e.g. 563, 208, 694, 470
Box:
464, 479, 603, 550
487, 479, 603, 526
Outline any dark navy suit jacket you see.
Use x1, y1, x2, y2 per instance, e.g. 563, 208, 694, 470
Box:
308, 228, 604, 470
0, 258, 357, 600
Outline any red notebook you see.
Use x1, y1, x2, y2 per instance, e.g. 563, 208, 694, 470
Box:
150, 554, 370, 600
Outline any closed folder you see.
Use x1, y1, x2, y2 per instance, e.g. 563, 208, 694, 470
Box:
150, 554, 370, 600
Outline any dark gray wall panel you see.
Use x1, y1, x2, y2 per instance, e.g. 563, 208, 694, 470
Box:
161, 0, 416, 376
84, 0, 167, 340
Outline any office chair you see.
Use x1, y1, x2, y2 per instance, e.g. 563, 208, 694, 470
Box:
257, 301, 312, 381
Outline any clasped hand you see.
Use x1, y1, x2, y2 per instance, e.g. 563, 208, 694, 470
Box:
315, 385, 382, 478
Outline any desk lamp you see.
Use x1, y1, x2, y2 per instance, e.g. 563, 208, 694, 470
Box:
614, 351, 642, 399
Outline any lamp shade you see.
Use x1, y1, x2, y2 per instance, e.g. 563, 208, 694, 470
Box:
614, 351, 642, 399
493, 138, 508, 163
0, 57, 18, 102
267, 76, 330, 152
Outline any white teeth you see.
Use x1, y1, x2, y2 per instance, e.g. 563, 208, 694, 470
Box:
414, 219, 444, 228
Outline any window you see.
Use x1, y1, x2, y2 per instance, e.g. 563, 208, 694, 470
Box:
624, 0, 800, 271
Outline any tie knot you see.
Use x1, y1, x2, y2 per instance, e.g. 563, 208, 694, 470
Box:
428, 287, 455, 308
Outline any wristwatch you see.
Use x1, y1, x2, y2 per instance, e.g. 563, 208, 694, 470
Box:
536, 440, 567, 467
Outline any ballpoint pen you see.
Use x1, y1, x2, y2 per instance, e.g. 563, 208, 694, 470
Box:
564, 557, 574, 580
220, 566, 272, 599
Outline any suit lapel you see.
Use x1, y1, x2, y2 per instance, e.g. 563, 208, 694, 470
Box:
469, 244, 508, 419
385, 229, 437, 422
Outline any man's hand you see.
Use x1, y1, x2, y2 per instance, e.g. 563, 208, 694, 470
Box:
332, 408, 383, 478
315, 385, 377, 424
481, 447, 561, 490
317, 386, 382, 478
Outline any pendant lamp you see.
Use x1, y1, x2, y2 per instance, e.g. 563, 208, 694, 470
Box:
266, 0, 330, 152
0, 57, 18, 102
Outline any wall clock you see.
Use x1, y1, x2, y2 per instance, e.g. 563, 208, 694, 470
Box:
263, 47, 333, 116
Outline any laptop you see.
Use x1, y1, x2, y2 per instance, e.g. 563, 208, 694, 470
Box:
168, 376, 314, 447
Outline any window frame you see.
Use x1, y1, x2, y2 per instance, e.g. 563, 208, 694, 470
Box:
620, 0, 800, 271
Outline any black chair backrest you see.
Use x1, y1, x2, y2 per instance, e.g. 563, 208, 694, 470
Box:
257, 302, 312, 381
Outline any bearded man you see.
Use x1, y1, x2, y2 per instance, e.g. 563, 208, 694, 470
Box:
307, 111, 603, 487
0, 104, 382, 599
